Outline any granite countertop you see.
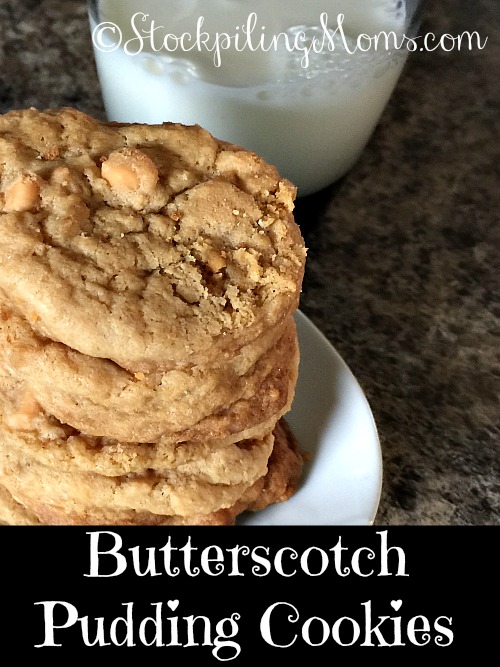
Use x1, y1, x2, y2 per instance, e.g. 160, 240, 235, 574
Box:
0, 0, 498, 525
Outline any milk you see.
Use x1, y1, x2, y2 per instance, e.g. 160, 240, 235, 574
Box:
89, 1, 415, 195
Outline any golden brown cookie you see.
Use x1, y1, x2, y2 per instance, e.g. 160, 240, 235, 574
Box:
243, 418, 305, 513
0, 420, 304, 526
0, 107, 307, 527
0, 298, 298, 442
0, 107, 306, 371
0, 370, 282, 483
0, 441, 268, 519
0, 483, 42, 525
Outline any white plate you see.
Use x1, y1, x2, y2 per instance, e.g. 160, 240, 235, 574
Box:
238, 310, 382, 526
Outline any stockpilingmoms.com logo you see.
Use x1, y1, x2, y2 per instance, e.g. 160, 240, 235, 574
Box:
92, 12, 488, 69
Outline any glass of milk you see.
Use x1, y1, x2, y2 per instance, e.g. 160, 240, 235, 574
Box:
87, 1, 424, 196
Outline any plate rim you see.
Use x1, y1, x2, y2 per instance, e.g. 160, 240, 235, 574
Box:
239, 308, 383, 526
295, 309, 383, 524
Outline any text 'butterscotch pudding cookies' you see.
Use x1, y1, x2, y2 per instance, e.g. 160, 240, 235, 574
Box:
0, 107, 307, 525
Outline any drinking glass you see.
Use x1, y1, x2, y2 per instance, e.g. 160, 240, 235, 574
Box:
88, 0, 424, 196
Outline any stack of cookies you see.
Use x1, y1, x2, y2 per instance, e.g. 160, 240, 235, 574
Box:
0, 107, 307, 525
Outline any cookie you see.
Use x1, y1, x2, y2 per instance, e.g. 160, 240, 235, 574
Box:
242, 418, 305, 513
1, 374, 285, 483
0, 298, 298, 442
0, 107, 306, 371
0, 106, 307, 526
0, 483, 42, 525
0, 420, 304, 526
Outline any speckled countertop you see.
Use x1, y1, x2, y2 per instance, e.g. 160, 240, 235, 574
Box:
0, 0, 498, 525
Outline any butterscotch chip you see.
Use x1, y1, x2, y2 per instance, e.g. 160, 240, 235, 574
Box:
4, 175, 41, 212
0, 107, 306, 371
101, 148, 159, 195
3, 388, 40, 431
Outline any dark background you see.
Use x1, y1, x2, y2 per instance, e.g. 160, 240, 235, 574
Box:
2, 525, 498, 653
